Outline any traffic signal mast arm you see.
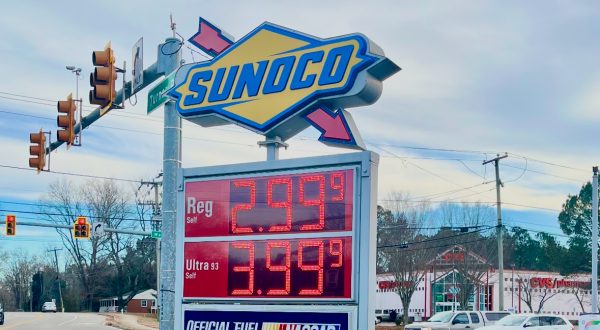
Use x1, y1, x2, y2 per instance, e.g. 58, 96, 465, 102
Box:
0, 219, 154, 236
47, 62, 165, 154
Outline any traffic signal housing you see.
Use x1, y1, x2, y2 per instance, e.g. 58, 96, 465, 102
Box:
57, 93, 76, 146
73, 217, 90, 239
28, 129, 46, 172
5, 215, 16, 236
90, 44, 116, 108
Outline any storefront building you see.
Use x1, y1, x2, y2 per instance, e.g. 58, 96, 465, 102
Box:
376, 246, 593, 321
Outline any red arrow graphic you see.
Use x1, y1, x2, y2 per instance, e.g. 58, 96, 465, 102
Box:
188, 18, 234, 57
305, 107, 352, 141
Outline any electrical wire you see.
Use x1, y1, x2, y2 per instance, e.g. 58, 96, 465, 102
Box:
377, 226, 494, 249
0, 164, 140, 183
0, 199, 149, 217
0, 108, 256, 147
0, 208, 149, 222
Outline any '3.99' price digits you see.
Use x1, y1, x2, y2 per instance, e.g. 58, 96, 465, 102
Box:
228, 238, 351, 297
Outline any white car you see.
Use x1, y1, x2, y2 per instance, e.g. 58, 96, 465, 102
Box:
41, 301, 57, 313
407, 311, 511, 330
478, 314, 573, 330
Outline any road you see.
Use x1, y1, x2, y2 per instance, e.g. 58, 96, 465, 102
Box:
1, 312, 115, 330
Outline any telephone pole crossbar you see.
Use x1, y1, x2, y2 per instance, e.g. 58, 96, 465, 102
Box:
483, 153, 508, 311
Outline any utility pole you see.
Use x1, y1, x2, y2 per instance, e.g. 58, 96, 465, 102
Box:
592, 166, 598, 313
139, 175, 162, 313
47, 248, 64, 313
483, 153, 508, 311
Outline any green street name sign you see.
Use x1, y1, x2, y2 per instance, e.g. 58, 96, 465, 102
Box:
151, 231, 162, 239
147, 73, 175, 114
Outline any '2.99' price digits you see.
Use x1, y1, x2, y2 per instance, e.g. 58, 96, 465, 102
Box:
230, 170, 352, 234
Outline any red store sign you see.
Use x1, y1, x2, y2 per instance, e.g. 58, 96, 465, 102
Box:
529, 277, 590, 289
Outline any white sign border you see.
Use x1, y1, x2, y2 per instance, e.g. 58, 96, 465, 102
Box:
175, 151, 379, 330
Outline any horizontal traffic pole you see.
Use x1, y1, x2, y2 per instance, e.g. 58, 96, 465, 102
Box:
1, 220, 153, 236
48, 61, 164, 153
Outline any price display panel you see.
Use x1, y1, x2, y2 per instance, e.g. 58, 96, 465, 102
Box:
184, 169, 354, 237
183, 237, 352, 299
181, 167, 357, 301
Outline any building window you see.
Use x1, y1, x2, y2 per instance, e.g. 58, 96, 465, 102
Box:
141, 300, 148, 308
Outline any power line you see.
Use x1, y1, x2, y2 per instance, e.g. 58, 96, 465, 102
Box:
368, 142, 495, 155
0, 199, 147, 217
1, 90, 590, 176
0, 164, 140, 183
378, 226, 494, 249
0, 90, 284, 138
0, 208, 148, 222
502, 163, 583, 183
406, 182, 494, 201
378, 224, 491, 231
376, 145, 483, 193
508, 152, 588, 173
0, 107, 256, 147
505, 224, 569, 238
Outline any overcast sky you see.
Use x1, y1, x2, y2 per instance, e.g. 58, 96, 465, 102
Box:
1, 0, 598, 253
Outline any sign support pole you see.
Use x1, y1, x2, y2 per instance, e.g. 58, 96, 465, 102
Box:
159, 37, 181, 330
592, 166, 598, 313
258, 136, 288, 161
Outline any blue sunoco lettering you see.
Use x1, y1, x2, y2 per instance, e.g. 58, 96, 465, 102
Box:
182, 44, 360, 105
318, 45, 353, 86
262, 56, 296, 95
232, 61, 268, 99
208, 66, 239, 102
290, 51, 324, 90
183, 71, 212, 106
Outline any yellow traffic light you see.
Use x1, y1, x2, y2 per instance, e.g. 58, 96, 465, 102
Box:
28, 129, 46, 172
5, 214, 16, 236
57, 93, 76, 146
73, 216, 90, 239
89, 43, 116, 108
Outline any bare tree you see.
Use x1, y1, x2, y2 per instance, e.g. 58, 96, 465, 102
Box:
379, 192, 432, 324
449, 245, 491, 310
3, 250, 39, 310
517, 274, 559, 313
439, 201, 495, 229
437, 201, 495, 310
563, 275, 592, 313
41, 179, 106, 311
82, 180, 136, 311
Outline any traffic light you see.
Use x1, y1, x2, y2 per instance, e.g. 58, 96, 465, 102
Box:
73, 216, 90, 239
5, 215, 16, 236
28, 129, 46, 172
57, 93, 76, 146
90, 43, 116, 107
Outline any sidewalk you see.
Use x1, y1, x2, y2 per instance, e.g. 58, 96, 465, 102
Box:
103, 313, 159, 330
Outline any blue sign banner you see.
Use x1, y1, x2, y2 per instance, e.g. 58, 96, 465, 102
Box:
184, 309, 349, 330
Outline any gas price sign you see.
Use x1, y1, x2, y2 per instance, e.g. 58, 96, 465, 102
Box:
176, 152, 378, 329
181, 168, 355, 300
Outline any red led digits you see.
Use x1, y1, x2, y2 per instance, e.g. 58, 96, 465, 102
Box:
231, 242, 255, 295
231, 180, 256, 234
299, 175, 325, 231
298, 240, 324, 295
266, 241, 291, 295
267, 178, 292, 232
330, 172, 344, 202
329, 239, 343, 268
